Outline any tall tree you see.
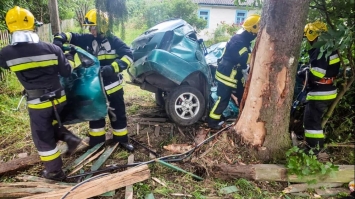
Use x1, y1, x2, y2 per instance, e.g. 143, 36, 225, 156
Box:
234, 0, 310, 160
48, 0, 61, 34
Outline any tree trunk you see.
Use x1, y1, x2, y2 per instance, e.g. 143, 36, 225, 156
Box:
235, 0, 310, 160
48, 0, 61, 35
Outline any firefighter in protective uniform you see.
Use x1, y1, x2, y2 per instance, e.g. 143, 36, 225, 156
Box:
208, 14, 261, 130
53, 9, 134, 152
298, 21, 340, 153
0, 6, 82, 180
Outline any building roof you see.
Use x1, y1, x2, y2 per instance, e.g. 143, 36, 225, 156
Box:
192, 0, 259, 6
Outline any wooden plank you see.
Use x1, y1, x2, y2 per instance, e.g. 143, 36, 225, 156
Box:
136, 123, 140, 135
315, 187, 349, 196
0, 182, 70, 189
154, 126, 160, 137
140, 118, 167, 122
21, 165, 150, 199
0, 145, 65, 176
283, 182, 343, 193
214, 164, 354, 183
64, 142, 104, 172
125, 154, 135, 199
0, 137, 89, 175
16, 175, 62, 184
84, 143, 119, 180
68, 148, 105, 176
0, 188, 60, 198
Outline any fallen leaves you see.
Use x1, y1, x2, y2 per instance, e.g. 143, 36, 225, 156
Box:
163, 144, 193, 154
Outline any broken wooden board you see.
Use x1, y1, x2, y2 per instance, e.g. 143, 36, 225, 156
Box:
154, 126, 160, 137
125, 154, 135, 199
84, 142, 119, 180
139, 118, 167, 122
283, 182, 344, 193
214, 164, 354, 183
64, 142, 104, 172
21, 165, 150, 199
0, 137, 89, 176
68, 148, 105, 176
0, 182, 71, 198
315, 187, 349, 196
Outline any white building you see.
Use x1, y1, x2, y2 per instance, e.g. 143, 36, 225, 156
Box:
192, 0, 261, 39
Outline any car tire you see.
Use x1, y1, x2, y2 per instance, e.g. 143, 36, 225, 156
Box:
165, 85, 205, 126
155, 89, 165, 107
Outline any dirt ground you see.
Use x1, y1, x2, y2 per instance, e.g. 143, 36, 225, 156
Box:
0, 96, 352, 199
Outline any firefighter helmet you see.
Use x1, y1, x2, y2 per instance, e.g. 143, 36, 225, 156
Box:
242, 14, 261, 34
304, 21, 327, 41
5, 6, 35, 33
83, 9, 109, 33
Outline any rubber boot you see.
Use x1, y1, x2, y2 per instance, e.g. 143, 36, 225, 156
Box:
42, 169, 66, 181
120, 142, 134, 152
61, 129, 81, 156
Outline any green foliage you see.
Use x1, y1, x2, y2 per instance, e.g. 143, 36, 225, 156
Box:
127, 0, 207, 31
312, 24, 353, 61
0, 0, 95, 31
204, 23, 241, 47
95, 0, 128, 39
286, 146, 339, 184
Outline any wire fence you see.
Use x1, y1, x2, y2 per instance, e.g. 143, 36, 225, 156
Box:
0, 19, 74, 81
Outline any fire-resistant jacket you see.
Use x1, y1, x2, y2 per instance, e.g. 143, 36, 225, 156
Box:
0, 42, 71, 90
214, 31, 253, 89
306, 48, 340, 101
55, 33, 133, 94
58, 33, 133, 68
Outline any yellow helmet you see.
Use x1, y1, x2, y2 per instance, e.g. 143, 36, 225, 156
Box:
242, 14, 261, 34
5, 6, 35, 33
304, 21, 327, 41
83, 9, 109, 33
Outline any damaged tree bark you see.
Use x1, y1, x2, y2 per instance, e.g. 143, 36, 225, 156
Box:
235, 0, 310, 160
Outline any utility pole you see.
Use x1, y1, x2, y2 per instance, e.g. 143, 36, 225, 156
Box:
48, 0, 61, 35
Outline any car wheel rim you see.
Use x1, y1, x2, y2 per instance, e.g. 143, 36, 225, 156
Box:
173, 92, 200, 119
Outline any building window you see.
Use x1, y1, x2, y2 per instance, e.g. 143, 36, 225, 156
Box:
198, 9, 210, 28
235, 10, 247, 25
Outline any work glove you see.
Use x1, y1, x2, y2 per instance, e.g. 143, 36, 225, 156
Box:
53, 33, 68, 50
100, 65, 115, 77
53, 39, 63, 49
297, 66, 309, 80
111, 59, 128, 73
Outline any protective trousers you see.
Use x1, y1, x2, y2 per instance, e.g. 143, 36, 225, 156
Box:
208, 60, 243, 126
89, 88, 128, 146
303, 100, 332, 149
28, 103, 66, 173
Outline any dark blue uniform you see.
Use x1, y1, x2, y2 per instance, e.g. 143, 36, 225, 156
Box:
302, 48, 340, 150
54, 32, 134, 148
0, 41, 77, 175
208, 30, 256, 128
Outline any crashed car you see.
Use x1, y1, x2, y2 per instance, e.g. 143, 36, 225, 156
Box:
129, 19, 241, 126
128, 19, 213, 126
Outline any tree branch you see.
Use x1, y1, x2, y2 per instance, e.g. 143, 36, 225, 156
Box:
322, 45, 355, 127
320, 0, 335, 30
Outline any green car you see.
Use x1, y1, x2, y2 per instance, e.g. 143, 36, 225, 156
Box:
128, 19, 213, 126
